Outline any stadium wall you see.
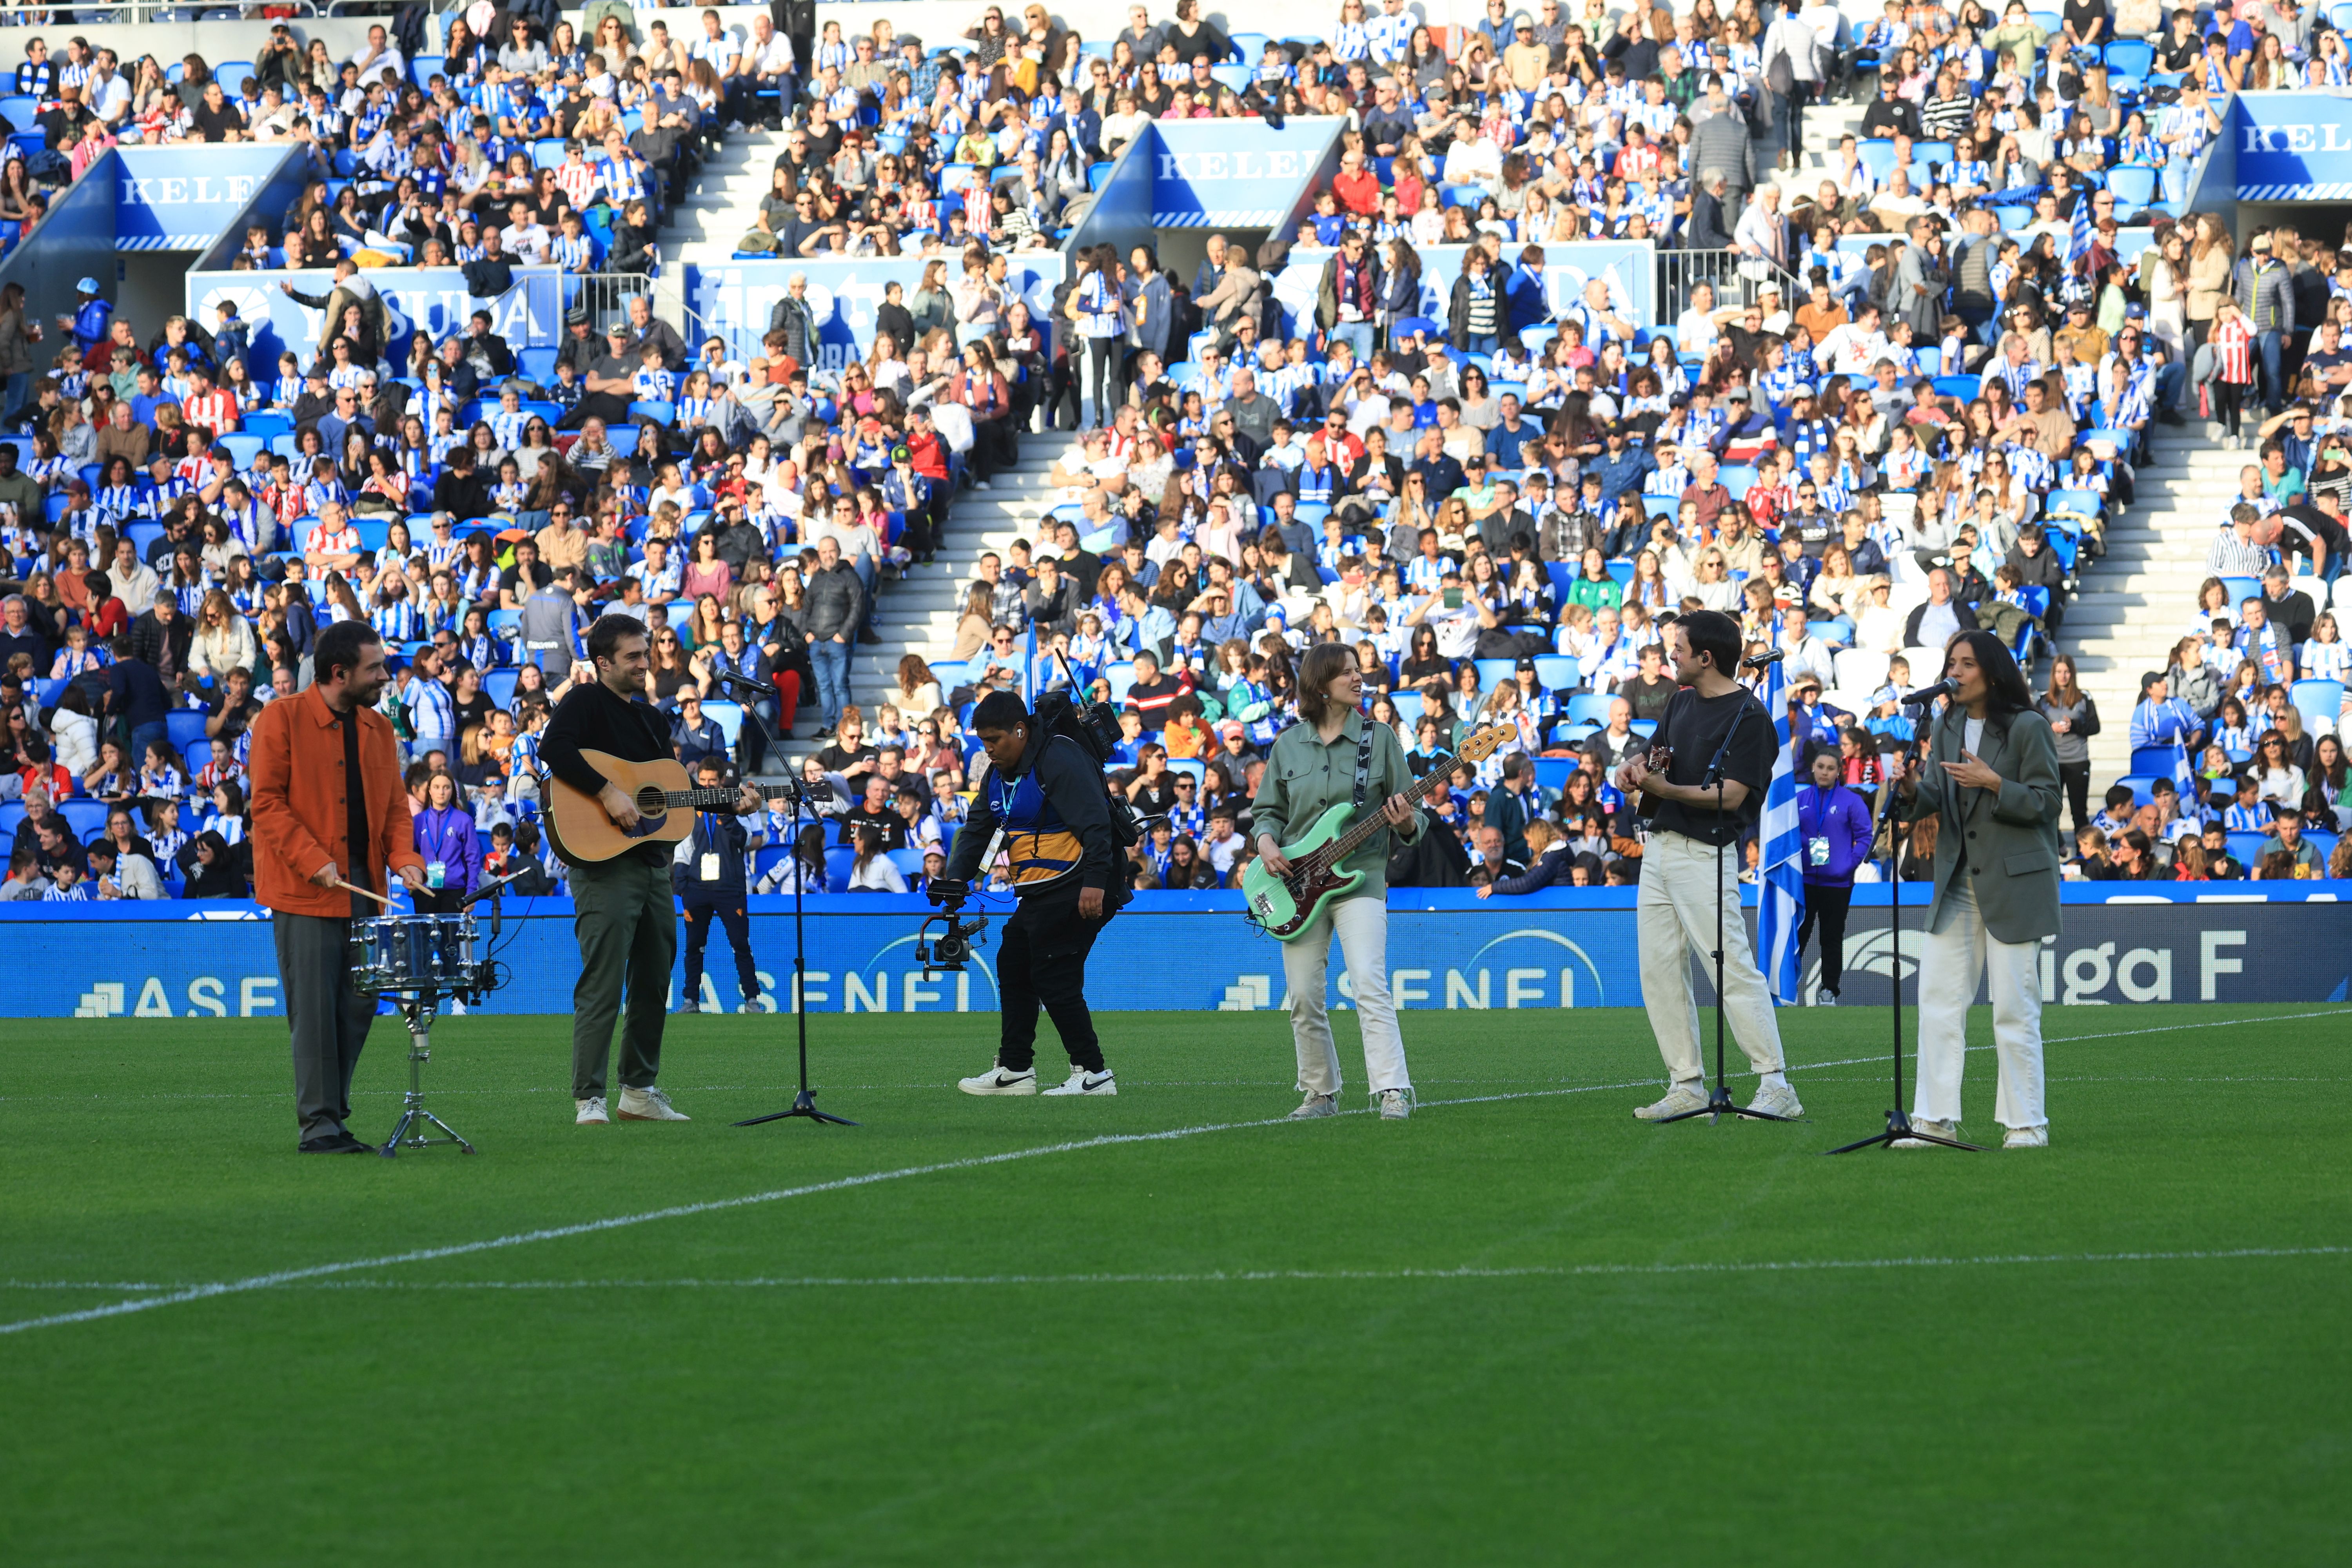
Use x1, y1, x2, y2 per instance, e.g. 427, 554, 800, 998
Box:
20, 887, 2350, 1020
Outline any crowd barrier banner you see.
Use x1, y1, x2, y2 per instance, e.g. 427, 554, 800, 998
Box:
19, 887, 2349, 1021
1269, 240, 1655, 348
2231, 89, 2352, 200
683, 255, 1069, 369
1145, 118, 1347, 229
183, 266, 566, 373
114, 146, 301, 250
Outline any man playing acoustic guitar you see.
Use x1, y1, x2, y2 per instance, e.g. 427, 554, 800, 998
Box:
539, 614, 761, 1126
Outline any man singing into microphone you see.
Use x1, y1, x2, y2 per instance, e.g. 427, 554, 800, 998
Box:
1612, 610, 1802, 1122
250, 622, 430, 1153
540, 615, 763, 1125
1882, 630, 2063, 1149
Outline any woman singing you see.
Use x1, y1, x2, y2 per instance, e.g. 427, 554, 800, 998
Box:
1883, 630, 2064, 1149
1249, 644, 1424, 1121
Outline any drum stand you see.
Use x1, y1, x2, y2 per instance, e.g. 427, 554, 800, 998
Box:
380, 993, 477, 1157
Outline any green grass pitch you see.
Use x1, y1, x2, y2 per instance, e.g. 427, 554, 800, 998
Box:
2, 1003, 2347, 1565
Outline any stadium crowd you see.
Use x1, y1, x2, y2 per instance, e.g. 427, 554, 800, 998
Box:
0, 1, 2345, 911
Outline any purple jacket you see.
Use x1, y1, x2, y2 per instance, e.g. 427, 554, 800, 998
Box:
410, 804, 483, 897
1797, 782, 1874, 887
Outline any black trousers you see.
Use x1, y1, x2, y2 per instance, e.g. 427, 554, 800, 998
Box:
994, 886, 1109, 1073
1797, 882, 1853, 995
682, 895, 759, 1004
558, 390, 632, 430
2058, 760, 2092, 832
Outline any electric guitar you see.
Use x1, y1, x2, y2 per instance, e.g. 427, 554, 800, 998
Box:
542, 748, 802, 866
1241, 723, 1514, 941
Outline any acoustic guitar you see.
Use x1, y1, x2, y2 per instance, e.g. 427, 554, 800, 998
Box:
1241, 722, 1515, 941
542, 748, 805, 866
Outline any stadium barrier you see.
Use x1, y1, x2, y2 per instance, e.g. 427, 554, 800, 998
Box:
16, 887, 2350, 1020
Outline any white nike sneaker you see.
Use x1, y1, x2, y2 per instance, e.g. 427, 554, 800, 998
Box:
1814, 987, 1839, 1007
2003, 1125, 2049, 1149
1289, 1092, 1338, 1120
1893, 1117, 1959, 1148
1634, 1083, 1710, 1121
1746, 1082, 1805, 1120
1377, 1088, 1414, 1121
616, 1085, 691, 1122
1042, 1067, 1118, 1096
958, 1064, 1038, 1096
575, 1096, 609, 1125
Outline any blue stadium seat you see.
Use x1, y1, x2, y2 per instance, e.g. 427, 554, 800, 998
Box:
165, 710, 210, 753
60, 801, 109, 840
2290, 679, 2343, 730
2129, 745, 2182, 777
823, 846, 856, 893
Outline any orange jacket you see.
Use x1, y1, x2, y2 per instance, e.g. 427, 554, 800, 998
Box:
249, 684, 423, 917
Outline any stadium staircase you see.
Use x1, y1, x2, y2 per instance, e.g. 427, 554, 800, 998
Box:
673, 132, 784, 267
2063, 430, 2246, 784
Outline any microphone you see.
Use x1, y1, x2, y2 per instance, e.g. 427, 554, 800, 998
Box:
457, 867, 530, 909
706, 671, 771, 697
1900, 680, 1958, 707
1740, 650, 1784, 670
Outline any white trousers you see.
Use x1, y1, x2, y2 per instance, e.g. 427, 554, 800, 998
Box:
1637, 831, 1787, 1083
1282, 893, 1411, 1098
1914, 878, 2047, 1131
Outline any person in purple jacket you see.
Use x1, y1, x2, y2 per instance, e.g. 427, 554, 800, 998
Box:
408, 769, 483, 915
1796, 748, 1876, 1005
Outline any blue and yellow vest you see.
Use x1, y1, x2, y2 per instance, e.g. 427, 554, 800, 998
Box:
986, 747, 1085, 891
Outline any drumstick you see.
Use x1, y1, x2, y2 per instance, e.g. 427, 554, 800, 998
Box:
334, 878, 395, 908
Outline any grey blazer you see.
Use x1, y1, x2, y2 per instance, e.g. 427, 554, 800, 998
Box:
1893, 706, 2067, 944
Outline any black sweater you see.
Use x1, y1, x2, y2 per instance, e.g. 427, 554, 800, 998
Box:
540, 677, 676, 866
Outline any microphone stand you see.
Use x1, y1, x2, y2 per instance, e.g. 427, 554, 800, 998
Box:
717, 674, 856, 1129
1657, 693, 1795, 1125
1826, 750, 1983, 1153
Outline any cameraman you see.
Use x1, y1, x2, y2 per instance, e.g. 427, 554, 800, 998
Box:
937, 691, 1128, 1097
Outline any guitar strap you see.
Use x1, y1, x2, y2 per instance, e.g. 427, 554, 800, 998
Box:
1351, 720, 1376, 811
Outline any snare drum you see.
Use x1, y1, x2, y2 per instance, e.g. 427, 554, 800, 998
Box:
349, 914, 479, 995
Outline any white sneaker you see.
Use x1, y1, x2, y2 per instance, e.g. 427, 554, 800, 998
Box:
1746, 1082, 1805, 1119
575, 1096, 609, 1125
2003, 1125, 2049, 1149
958, 1064, 1038, 1095
1634, 1083, 1710, 1121
971, 476, 993, 490
1893, 1117, 1959, 1148
616, 1085, 690, 1122
1042, 1067, 1117, 1096
1289, 1092, 1338, 1119
1377, 1088, 1413, 1120
1814, 987, 1838, 1007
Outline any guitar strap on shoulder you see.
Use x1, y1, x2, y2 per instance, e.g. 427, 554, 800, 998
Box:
1351, 720, 1376, 811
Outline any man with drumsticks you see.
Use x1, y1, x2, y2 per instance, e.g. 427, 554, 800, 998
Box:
250, 622, 430, 1153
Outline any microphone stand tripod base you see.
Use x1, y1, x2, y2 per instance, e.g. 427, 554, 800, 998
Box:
1825, 1105, 1985, 1154
1655, 1082, 1798, 1125
734, 1088, 857, 1128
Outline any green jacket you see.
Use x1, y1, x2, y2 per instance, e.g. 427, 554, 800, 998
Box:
1891, 706, 2066, 943
1248, 711, 1425, 898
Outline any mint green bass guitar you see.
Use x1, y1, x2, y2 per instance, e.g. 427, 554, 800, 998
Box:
1241, 722, 1513, 940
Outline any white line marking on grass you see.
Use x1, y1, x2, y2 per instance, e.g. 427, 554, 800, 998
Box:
6, 1008, 2341, 1338
17, 1247, 2347, 1295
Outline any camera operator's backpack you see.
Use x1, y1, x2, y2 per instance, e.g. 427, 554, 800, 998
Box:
1033, 663, 1142, 849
